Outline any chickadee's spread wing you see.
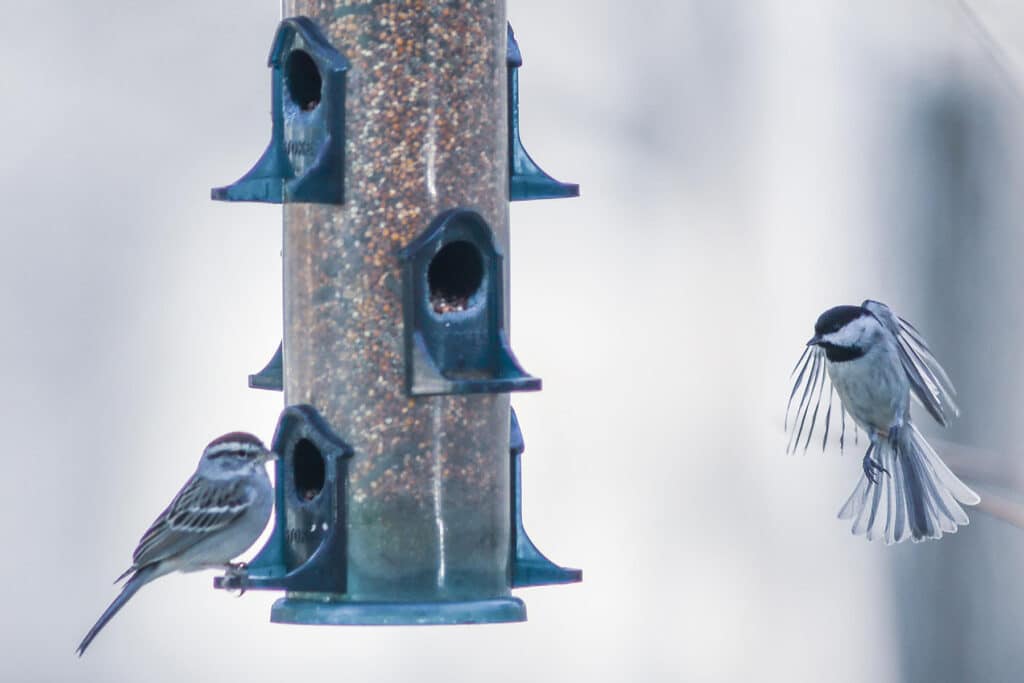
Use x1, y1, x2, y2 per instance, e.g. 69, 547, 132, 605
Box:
861, 300, 959, 427
786, 344, 854, 453
130, 474, 257, 570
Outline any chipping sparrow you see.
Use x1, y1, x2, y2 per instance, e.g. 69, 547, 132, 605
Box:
77, 432, 275, 655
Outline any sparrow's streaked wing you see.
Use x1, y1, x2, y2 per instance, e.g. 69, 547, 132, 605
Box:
130, 475, 257, 570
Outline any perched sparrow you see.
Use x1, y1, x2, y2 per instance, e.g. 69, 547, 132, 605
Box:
787, 300, 979, 543
77, 432, 276, 655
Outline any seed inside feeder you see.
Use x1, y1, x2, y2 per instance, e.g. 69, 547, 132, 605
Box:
427, 241, 483, 315
431, 293, 470, 314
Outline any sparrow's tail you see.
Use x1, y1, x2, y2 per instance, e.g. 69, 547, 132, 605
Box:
76, 564, 158, 656
838, 424, 980, 543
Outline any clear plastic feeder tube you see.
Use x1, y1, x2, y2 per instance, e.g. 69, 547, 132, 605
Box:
281, 0, 514, 608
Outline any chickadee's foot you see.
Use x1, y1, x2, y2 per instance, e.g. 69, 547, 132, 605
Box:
862, 454, 889, 485
887, 425, 901, 450
222, 562, 249, 596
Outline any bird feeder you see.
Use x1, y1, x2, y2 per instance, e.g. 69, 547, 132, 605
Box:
212, 5, 579, 625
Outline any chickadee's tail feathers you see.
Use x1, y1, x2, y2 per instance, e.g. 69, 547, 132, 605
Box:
838, 425, 979, 543
76, 564, 158, 656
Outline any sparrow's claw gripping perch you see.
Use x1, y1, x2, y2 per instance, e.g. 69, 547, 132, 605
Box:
222, 562, 250, 596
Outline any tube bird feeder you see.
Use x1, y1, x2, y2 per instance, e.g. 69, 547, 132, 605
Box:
212, 3, 579, 625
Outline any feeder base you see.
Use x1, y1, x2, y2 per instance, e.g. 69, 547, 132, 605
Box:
270, 595, 527, 625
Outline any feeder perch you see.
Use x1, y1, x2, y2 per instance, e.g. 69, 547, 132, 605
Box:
507, 24, 580, 201
510, 408, 581, 587
249, 342, 283, 391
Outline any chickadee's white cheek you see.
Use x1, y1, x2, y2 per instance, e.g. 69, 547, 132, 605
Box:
826, 317, 875, 347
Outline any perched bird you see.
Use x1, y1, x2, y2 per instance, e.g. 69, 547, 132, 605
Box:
77, 432, 276, 656
787, 300, 979, 543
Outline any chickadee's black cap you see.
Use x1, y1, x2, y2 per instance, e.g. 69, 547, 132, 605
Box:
814, 305, 868, 337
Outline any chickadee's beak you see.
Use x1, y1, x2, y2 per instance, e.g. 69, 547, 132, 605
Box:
806, 335, 823, 347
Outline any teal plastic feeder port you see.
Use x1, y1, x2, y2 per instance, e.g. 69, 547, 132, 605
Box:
212, 17, 349, 205
215, 405, 354, 599
399, 208, 541, 396
212, 6, 580, 625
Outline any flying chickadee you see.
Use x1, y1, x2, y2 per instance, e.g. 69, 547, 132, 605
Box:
786, 300, 979, 543
77, 432, 277, 655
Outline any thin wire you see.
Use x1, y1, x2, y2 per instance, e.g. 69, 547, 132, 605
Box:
954, 0, 1024, 101
934, 437, 1024, 530
933, 436, 1024, 492
974, 487, 1024, 531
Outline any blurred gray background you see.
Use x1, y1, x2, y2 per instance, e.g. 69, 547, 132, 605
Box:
3, 1, 1024, 681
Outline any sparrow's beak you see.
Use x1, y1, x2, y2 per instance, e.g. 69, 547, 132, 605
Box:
806, 335, 823, 347
261, 448, 280, 463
